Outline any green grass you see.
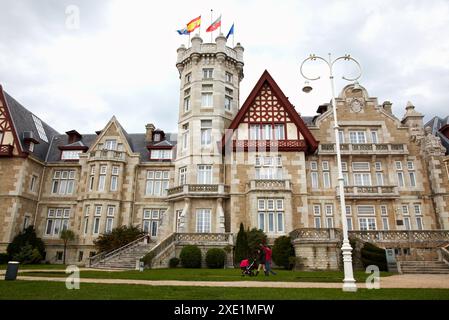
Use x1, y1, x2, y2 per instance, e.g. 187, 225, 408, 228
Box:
0, 264, 67, 270
16, 268, 393, 283
1, 280, 448, 300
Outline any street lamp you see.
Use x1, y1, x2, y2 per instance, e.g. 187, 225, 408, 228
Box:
300, 53, 362, 292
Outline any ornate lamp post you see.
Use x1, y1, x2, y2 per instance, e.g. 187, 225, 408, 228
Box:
300, 53, 362, 292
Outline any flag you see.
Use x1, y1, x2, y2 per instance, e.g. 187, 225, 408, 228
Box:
186, 15, 201, 33
226, 23, 234, 39
177, 28, 189, 35
206, 15, 221, 32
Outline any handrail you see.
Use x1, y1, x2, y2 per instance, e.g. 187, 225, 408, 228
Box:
139, 233, 176, 267
89, 234, 150, 267
440, 246, 449, 264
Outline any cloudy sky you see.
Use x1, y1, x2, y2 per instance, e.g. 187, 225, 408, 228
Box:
1, 0, 448, 134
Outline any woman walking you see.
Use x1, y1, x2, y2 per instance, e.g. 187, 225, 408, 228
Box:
254, 248, 267, 276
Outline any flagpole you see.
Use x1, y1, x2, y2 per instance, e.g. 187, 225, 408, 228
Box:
210, 9, 213, 42
233, 23, 235, 47
188, 32, 191, 48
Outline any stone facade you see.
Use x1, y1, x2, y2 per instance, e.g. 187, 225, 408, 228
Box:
0, 34, 448, 268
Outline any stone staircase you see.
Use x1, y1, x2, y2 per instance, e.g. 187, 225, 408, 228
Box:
89, 235, 155, 270
399, 260, 449, 274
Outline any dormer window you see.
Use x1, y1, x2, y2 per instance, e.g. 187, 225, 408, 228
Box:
29, 142, 35, 152
153, 133, 161, 142
150, 149, 172, 160
61, 150, 82, 160
104, 139, 117, 150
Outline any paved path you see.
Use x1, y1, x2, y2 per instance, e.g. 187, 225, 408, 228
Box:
1, 270, 449, 289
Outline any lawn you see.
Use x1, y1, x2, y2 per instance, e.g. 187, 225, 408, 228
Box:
15, 268, 393, 283
0, 264, 67, 270
1, 280, 449, 300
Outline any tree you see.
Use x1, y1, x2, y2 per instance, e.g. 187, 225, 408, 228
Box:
247, 228, 267, 257
7, 226, 45, 261
272, 236, 295, 269
12, 243, 42, 264
94, 225, 145, 253
60, 229, 75, 264
234, 223, 249, 265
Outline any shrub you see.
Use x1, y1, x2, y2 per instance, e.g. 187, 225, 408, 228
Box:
206, 248, 226, 269
141, 251, 155, 268
94, 225, 145, 253
12, 244, 42, 264
233, 223, 249, 265
169, 257, 180, 268
361, 242, 387, 271
247, 228, 267, 257
0, 253, 10, 264
7, 226, 45, 262
288, 256, 297, 270
272, 236, 295, 269
180, 245, 202, 268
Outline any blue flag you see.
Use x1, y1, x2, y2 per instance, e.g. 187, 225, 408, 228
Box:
177, 28, 189, 35
226, 23, 234, 39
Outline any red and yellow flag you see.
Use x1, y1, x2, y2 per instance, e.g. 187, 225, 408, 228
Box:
186, 16, 201, 33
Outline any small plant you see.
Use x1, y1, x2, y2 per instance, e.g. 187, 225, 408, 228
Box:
169, 257, 180, 268
206, 248, 226, 269
141, 251, 155, 268
288, 256, 297, 270
60, 229, 75, 264
180, 245, 202, 268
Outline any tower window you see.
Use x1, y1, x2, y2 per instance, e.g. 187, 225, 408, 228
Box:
203, 68, 213, 79
225, 72, 233, 83
201, 93, 213, 107
185, 72, 191, 84
201, 120, 212, 146
224, 96, 232, 111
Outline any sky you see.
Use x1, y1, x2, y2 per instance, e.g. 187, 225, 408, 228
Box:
1, 0, 448, 134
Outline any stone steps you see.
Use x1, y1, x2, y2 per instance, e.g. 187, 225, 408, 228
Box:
400, 260, 449, 274
91, 243, 154, 270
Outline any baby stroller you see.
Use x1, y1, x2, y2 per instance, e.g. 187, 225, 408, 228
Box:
240, 258, 256, 277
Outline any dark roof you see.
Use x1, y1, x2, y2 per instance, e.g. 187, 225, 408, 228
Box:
302, 116, 315, 126
46, 134, 97, 162
4, 91, 60, 161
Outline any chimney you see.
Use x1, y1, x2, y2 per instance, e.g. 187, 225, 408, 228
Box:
145, 123, 155, 142
65, 130, 82, 144
382, 101, 392, 114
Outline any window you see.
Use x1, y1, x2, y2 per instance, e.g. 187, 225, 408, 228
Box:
322, 161, 329, 171
409, 172, 416, 187
184, 97, 190, 112
196, 209, 211, 233
376, 172, 384, 186
341, 162, 348, 171
343, 172, 349, 186
98, 165, 107, 191
325, 204, 333, 216
153, 133, 161, 142
225, 72, 233, 83
88, 166, 95, 192
257, 198, 284, 233
104, 139, 117, 150
249, 124, 260, 140
105, 206, 115, 233
146, 171, 169, 196
382, 217, 389, 230
224, 95, 233, 111
352, 162, 370, 171
414, 204, 422, 215
357, 205, 375, 216
179, 167, 187, 185
375, 162, 382, 171
203, 68, 213, 79
338, 130, 345, 143
23, 215, 30, 231
143, 209, 164, 237
402, 205, 409, 215
262, 124, 272, 140
371, 130, 378, 143
201, 93, 213, 107
201, 120, 212, 146
83, 206, 90, 235
197, 165, 212, 184
29, 142, 35, 152
347, 218, 353, 231
323, 161, 331, 188
346, 205, 352, 216
359, 217, 376, 231
311, 172, 319, 188
151, 149, 172, 159
395, 161, 403, 171
397, 172, 405, 187
56, 251, 63, 261
32, 114, 48, 142
78, 251, 84, 262
51, 170, 75, 195
349, 131, 366, 144
182, 123, 189, 150
45, 208, 70, 237
353, 173, 371, 186
416, 217, 423, 230
407, 161, 414, 170
314, 217, 321, 228
185, 72, 191, 84
326, 217, 334, 228
313, 205, 321, 216
404, 217, 411, 230
274, 124, 285, 140
255, 155, 282, 180
110, 166, 119, 191
30, 175, 38, 192
93, 206, 101, 235
310, 161, 318, 171
380, 205, 388, 216
61, 150, 82, 160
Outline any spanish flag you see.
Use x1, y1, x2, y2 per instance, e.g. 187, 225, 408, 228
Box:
186, 15, 201, 33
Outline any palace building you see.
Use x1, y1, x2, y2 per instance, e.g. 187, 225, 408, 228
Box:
1, 34, 448, 270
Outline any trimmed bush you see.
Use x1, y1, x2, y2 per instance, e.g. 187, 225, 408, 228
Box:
7, 226, 45, 263
180, 245, 202, 268
272, 236, 295, 269
234, 223, 249, 265
169, 257, 180, 268
0, 253, 10, 264
94, 225, 145, 253
141, 251, 155, 267
361, 242, 387, 271
206, 248, 226, 269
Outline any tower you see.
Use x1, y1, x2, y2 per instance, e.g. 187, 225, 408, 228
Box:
168, 33, 244, 234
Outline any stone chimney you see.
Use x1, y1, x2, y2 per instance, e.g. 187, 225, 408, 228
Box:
145, 123, 155, 143
382, 101, 392, 114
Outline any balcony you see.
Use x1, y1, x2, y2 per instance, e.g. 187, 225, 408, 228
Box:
319, 143, 408, 155
88, 149, 126, 162
0, 144, 13, 157
166, 184, 230, 200
336, 185, 399, 199
247, 179, 292, 192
